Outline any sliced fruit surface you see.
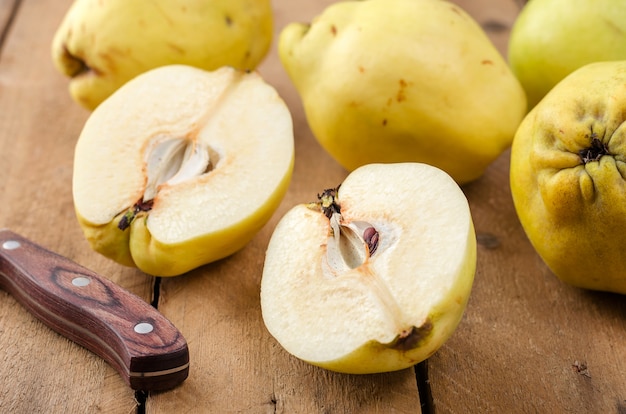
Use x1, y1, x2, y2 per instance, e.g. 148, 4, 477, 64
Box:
260, 163, 476, 374
73, 65, 294, 276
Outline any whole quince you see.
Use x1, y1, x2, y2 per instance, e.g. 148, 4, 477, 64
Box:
52, 0, 272, 110
279, 0, 526, 184
510, 61, 626, 294
508, 0, 626, 109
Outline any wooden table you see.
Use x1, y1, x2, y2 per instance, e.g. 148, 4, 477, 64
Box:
1, 0, 625, 412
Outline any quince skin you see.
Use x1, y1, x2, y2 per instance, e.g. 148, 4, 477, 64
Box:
279, 0, 526, 184
508, 0, 626, 109
510, 61, 626, 294
52, 0, 273, 110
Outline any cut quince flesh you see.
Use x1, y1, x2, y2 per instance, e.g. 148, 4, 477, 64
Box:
260, 163, 476, 374
73, 65, 294, 276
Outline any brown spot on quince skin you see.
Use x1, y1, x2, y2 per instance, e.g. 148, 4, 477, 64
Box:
396, 79, 409, 103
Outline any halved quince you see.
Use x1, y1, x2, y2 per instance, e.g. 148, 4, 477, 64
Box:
73, 65, 294, 276
261, 163, 476, 373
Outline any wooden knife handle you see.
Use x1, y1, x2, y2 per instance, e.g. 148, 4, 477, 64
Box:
0, 229, 189, 391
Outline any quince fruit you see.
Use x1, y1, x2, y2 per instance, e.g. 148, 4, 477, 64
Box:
261, 163, 476, 373
279, 0, 526, 184
510, 61, 626, 294
508, 0, 626, 109
52, 0, 273, 110
72, 65, 294, 277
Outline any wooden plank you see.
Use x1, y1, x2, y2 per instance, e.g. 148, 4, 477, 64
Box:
0, 0, 153, 412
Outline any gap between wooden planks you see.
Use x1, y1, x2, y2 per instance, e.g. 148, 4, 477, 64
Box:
0, 0, 19, 49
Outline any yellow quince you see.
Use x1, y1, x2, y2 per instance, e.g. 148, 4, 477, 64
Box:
52, 0, 273, 110
510, 61, 626, 294
279, 0, 526, 184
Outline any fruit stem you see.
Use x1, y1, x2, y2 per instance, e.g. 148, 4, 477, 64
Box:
317, 187, 341, 219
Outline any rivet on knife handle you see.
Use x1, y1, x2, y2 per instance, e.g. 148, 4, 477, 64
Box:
0, 229, 189, 391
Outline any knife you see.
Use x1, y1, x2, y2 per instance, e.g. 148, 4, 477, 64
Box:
0, 229, 189, 391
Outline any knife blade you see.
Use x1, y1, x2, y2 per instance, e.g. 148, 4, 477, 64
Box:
0, 229, 189, 391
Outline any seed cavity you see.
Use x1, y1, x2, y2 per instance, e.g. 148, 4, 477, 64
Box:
143, 135, 211, 202
117, 135, 212, 231
313, 188, 418, 347
314, 187, 379, 273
